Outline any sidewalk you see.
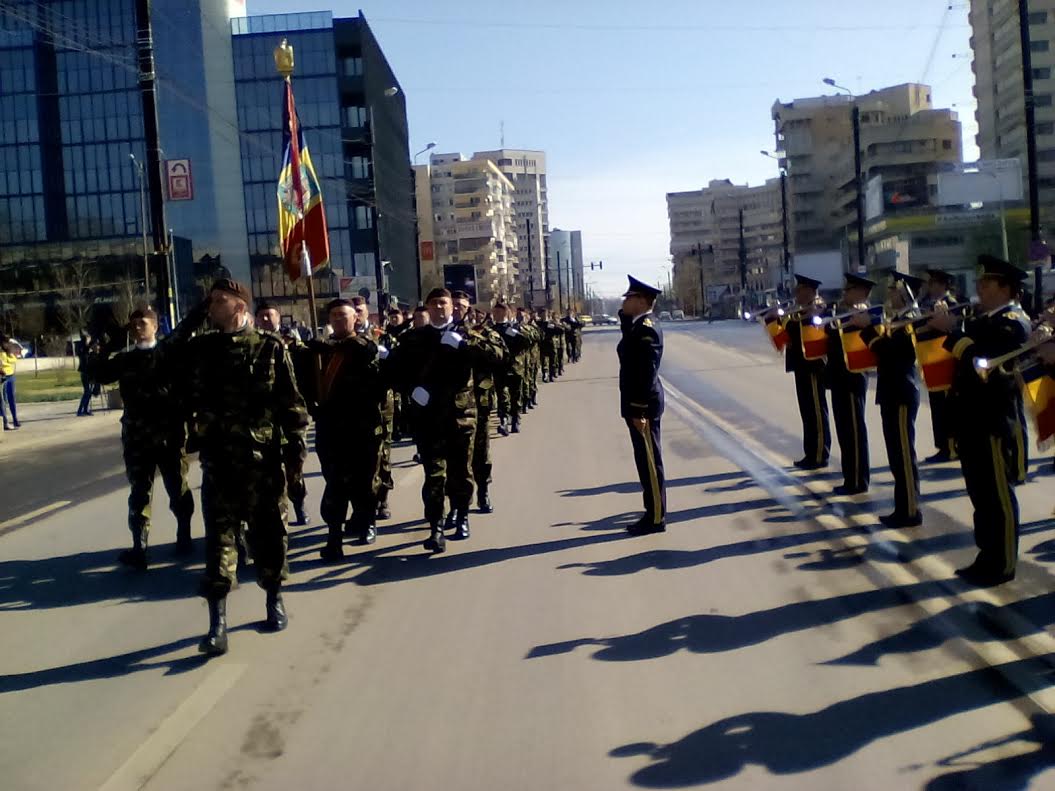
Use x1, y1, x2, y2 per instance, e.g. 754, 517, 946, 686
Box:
0, 398, 121, 456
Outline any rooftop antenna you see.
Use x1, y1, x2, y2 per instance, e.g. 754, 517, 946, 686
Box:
500, 119, 505, 148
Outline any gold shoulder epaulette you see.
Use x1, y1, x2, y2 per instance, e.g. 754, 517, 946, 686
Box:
642, 318, 654, 328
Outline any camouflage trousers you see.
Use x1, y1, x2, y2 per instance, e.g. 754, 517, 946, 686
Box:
316, 422, 383, 531
471, 407, 493, 489
283, 437, 307, 511
198, 451, 288, 600
378, 391, 395, 505
541, 347, 558, 380
497, 370, 524, 422
418, 416, 476, 523
122, 426, 193, 541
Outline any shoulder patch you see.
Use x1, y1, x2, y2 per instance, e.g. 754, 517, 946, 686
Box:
642, 318, 654, 328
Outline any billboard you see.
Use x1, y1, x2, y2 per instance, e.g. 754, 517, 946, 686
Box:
937, 159, 1024, 206
443, 264, 477, 303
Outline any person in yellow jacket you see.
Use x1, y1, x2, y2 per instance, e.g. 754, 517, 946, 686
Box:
0, 335, 20, 430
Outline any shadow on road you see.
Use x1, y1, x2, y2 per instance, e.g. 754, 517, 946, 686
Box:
610, 655, 1055, 788
925, 713, 1055, 790
556, 472, 749, 499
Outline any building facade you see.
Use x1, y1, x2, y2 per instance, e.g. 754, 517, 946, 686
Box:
232, 10, 415, 319
547, 228, 584, 311
414, 152, 519, 306
472, 149, 548, 306
0, 0, 250, 334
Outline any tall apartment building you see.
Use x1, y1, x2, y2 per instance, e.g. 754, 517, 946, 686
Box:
667, 179, 784, 313
414, 153, 519, 306
547, 228, 584, 310
970, 1, 1055, 216
772, 83, 961, 265
0, 0, 250, 329
232, 11, 415, 316
472, 149, 548, 306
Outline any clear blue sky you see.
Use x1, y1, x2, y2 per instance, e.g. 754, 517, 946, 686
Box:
249, 0, 976, 296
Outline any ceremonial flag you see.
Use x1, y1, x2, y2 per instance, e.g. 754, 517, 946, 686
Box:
914, 329, 956, 392
277, 80, 329, 281
1018, 360, 1055, 445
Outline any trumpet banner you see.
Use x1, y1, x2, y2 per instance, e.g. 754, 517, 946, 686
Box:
801, 322, 828, 361
1018, 360, 1055, 445
914, 330, 956, 392
764, 316, 789, 353
839, 326, 878, 373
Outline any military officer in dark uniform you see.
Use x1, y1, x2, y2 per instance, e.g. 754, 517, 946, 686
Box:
617, 276, 666, 535
928, 255, 1030, 586
826, 273, 873, 494
854, 271, 923, 527
784, 274, 831, 470
920, 269, 960, 463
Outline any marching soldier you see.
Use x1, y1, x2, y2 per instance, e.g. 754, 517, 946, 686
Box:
920, 269, 960, 463
563, 308, 584, 363
784, 274, 831, 470
826, 273, 873, 494
452, 292, 505, 513
617, 276, 666, 535
927, 254, 1030, 586
517, 307, 541, 410
494, 303, 529, 435
351, 296, 396, 520
92, 304, 204, 568
187, 279, 309, 655
537, 309, 561, 383
255, 301, 311, 526
385, 308, 411, 442
853, 271, 922, 527
387, 288, 480, 552
305, 299, 388, 560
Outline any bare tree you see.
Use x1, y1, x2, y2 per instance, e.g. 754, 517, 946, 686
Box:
53, 259, 97, 339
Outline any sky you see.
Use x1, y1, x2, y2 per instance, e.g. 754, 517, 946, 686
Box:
249, 0, 978, 296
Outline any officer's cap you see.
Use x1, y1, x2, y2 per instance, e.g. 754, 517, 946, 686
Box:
978, 254, 1029, 282
129, 305, 158, 322
210, 278, 251, 306
794, 274, 822, 290
887, 269, 925, 291
925, 268, 954, 285
844, 273, 876, 291
622, 275, 661, 300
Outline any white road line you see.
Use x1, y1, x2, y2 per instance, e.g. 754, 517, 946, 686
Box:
98, 663, 247, 791
0, 500, 72, 531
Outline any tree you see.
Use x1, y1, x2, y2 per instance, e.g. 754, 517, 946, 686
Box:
53, 258, 97, 339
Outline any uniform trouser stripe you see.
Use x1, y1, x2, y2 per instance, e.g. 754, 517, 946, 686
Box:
990, 436, 1017, 576
898, 405, 918, 517
810, 374, 824, 464
641, 419, 663, 524
1012, 418, 1026, 483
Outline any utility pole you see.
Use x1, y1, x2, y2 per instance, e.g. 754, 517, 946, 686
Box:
696, 242, 706, 318
1019, 0, 1046, 311
779, 169, 791, 292
738, 209, 748, 312
133, 0, 172, 324
852, 103, 866, 275
555, 250, 564, 313
525, 216, 534, 307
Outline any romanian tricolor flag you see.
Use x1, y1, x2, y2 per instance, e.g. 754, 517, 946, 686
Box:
764, 314, 789, 353
838, 306, 885, 373
1018, 360, 1055, 445
914, 329, 957, 392
277, 80, 330, 281
801, 321, 828, 361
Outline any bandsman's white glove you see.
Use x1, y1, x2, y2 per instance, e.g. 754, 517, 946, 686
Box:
441, 331, 464, 349
411, 386, 430, 406
377, 344, 389, 360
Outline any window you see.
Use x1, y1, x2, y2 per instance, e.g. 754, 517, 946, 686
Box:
353, 205, 373, 228
343, 106, 368, 127
1039, 121, 1055, 134
1030, 11, 1048, 24
1032, 40, 1050, 52
1036, 67, 1052, 80
1037, 149, 1055, 161
1036, 93, 1054, 107
341, 57, 362, 76
353, 251, 376, 275
942, 139, 953, 150
348, 156, 370, 179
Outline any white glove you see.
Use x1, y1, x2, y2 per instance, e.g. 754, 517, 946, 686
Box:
411, 386, 430, 407
506, 327, 519, 336
441, 331, 464, 349
377, 344, 389, 360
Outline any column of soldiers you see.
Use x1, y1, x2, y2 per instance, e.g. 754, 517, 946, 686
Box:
781, 255, 1044, 588
94, 278, 586, 655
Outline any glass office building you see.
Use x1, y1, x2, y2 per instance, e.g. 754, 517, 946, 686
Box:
0, 0, 249, 333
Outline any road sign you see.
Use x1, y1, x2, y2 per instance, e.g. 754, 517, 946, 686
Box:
165, 160, 193, 201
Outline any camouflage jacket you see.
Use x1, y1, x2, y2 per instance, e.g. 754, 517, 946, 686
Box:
304, 334, 387, 435
464, 322, 506, 411
385, 323, 482, 426
185, 324, 308, 462
493, 321, 530, 377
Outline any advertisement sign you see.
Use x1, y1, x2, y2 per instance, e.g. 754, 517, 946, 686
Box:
165, 159, 193, 201
420, 240, 435, 261
443, 264, 477, 303
937, 159, 1024, 206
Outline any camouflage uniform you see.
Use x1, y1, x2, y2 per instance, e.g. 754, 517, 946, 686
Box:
186, 324, 308, 599
373, 325, 400, 516
563, 315, 583, 362
463, 320, 506, 506
305, 333, 386, 555
280, 331, 312, 523
519, 317, 541, 408
494, 319, 531, 433
538, 317, 562, 382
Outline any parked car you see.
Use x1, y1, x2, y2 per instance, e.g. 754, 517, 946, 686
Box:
658, 311, 672, 321
578, 315, 594, 326
672, 309, 685, 320
592, 314, 619, 325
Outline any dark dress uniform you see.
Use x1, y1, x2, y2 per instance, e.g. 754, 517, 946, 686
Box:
826, 307, 871, 493
920, 288, 960, 461
860, 317, 921, 525
944, 299, 1029, 583
785, 304, 831, 469
617, 307, 666, 531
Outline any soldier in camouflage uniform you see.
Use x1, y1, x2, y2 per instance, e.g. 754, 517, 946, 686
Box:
517, 307, 541, 410
538, 309, 564, 382
387, 288, 483, 552
563, 308, 583, 363
452, 292, 505, 512
186, 279, 309, 656
493, 302, 530, 436
304, 299, 387, 560
256, 301, 311, 526
385, 308, 411, 442
93, 304, 205, 569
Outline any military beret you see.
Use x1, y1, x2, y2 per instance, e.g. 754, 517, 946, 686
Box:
325, 298, 353, 313
129, 305, 158, 321
425, 287, 452, 302
210, 278, 251, 305
451, 290, 471, 301
255, 300, 277, 315
350, 296, 367, 307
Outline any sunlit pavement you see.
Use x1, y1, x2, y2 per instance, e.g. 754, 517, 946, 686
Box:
3, 323, 1055, 789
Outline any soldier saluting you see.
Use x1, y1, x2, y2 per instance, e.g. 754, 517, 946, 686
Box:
186, 279, 309, 655
617, 276, 666, 535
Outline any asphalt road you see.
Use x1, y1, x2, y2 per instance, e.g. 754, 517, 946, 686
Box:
3, 323, 1055, 790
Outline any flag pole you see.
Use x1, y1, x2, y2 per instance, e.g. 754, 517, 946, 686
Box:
302, 238, 318, 337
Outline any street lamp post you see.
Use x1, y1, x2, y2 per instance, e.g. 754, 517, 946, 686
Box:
369, 86, 401, 314
413, 141, 436, 165
761, 150, 791, 295
824, 78, 866, 276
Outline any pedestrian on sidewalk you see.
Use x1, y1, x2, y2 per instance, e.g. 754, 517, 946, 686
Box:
75, 331, 101, 416
617, 276, 666, 535
0, 335, 20, 430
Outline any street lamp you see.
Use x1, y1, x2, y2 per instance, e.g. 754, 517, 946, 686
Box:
761, 149, 791, 295
823, 77, 866, 276
414, 141, 437, 165
369, 85, 401, 313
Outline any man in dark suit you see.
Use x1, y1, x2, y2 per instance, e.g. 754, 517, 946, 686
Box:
617, 275, 666, 535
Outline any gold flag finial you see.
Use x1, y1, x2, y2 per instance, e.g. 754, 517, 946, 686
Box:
274, 38, 294, 79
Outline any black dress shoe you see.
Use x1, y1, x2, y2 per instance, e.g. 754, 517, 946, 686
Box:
955, 564, 1014, 587
498, 420, 510, 437
118, 546, 148, 570
454, 513, 470, 540
878, 512, 923, 528
477, 490, 493, 514
924, 451, 956, 464
793, 457, 828, 470
444, 511, 457, 532
833, 484, 868, 495
173, 537, 194, 557
199, 598, 228, 656
320, 540, 344, 561
511, 420, 521, 434
424, 524, 446, 553
627, 517, 666, 536
376, 501, 391, 521
293, 502, 310, 526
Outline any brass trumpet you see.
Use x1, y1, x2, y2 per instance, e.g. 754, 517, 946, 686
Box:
810, 303, 872, 328
885, 301, 973, 330
973, 325, 1055, 381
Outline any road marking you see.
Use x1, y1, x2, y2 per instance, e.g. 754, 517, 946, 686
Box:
0, 500, 72, 531
98, 663, 247, 791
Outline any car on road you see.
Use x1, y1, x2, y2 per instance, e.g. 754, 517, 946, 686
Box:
658, 311, 672, 321
578, 315, 593, 326
672, 309, 685, 320
592, 314, 619, 325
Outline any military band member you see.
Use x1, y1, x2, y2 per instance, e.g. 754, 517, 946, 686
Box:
826, 273, 873, 494
920, 269, 960, 463
617, 276, 666, 535
927, 255, 1030, 586
93, 304, 204, 568
785, 274, 831, 470
853, 271, 922, 527
187, 279, 309, 655
352, 296, 396, 520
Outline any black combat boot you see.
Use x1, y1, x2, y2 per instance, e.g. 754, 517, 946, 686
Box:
511, 417, 521, 434
320, 524, 345, 561
454, 510, 471, 540
265, 586, 288, 632
478, 487, 493, 514
118, 530, 148, 570
357, 522, 377, 546
423, 522, 446, 553
498, 417, 510, 436
199, 597, 228, 655
174, 518, 193, 556
293, 500, 310, 526
376, 495, 391, 521
444, 510, 457, 532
